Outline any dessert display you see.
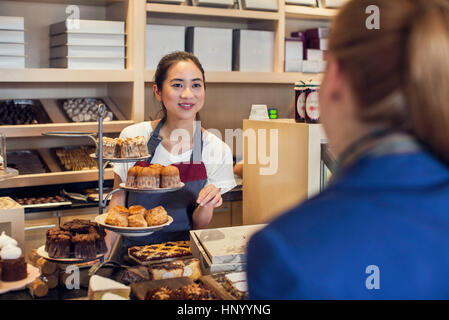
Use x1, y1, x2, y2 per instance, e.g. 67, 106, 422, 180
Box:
121, 258, 202, 284
101, 136, 149, 158
145, 283, 219, 300
14, 195, 67, 206
0, 232, 28, 282
0, 99, 49, 125
104, 205, 169, 228
87, 275, 130, 300
61, 98, 114, 122
128, 241, 192, 264
125, 163, 182, 189
7, 150, 49, 174
55, 146, 98, 171
44, 219, 107, 260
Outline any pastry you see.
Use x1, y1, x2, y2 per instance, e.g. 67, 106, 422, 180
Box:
183, 258, 202, 280
223, 272, 248, 300
55, 147, 97, 171
160, 165, 181, 188
102, 137, 117, 158
87, 275, 130, 300
0, 243, 28, 282
60, 219, 91, 234
136, 166, 161, 189
105, 211, 128, 227
72, 233, 97, 260
128, 205, 146, 216
148, 260, 185, 280
128, 241, 191, 263
128, 214, 148, 228
172, 283, 219, 300
45, 228, 72, 259
88, 225, 107, 254
144, 206, 169, 226
145, 287, 173, 300
120, 265, 151, 284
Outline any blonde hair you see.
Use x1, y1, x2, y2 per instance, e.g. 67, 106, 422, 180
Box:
329, 0, 449, 163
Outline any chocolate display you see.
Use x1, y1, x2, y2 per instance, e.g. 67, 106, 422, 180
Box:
14, 195, 66, 206
7, 150, 48, 174
0, 100, 46, 125
61, 98, 114, 122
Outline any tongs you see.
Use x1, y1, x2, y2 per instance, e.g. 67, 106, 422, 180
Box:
61, 189, 89, 202
88, 260, 130, 276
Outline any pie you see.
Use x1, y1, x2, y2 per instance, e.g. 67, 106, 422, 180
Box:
128, 241, 191, 264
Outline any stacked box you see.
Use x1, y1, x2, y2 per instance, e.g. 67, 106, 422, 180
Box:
285, 0, 317, 6
322, 0, 348, 8
49, 19, 126, 70
233, 29, 274, 72
241, 0, 278, 11
0, 16, 25, 69
191, 0, 234, 8
186, 27, 233, 72
145, 24, 185, 70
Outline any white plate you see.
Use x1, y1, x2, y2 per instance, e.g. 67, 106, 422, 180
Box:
0, 264, 40, 294
119, 182, 185, 194
90, 153, 150, 162
37, 245, 105, 264
95, 213, 173, 237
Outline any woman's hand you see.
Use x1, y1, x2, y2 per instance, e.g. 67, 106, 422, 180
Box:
196, 184, 222, 208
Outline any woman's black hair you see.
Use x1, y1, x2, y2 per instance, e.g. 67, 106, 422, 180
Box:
153, 51, 206, 120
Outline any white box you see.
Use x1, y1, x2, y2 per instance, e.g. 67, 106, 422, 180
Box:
285, 59, 303, 72
241, 0, 278, 11
302, 60, 326, 73
186, 27, 233, 72
50, 57, 124, 69
0, 30, 24, 43
305, 49, 326, 60
148, 0, 186, 3
191, 0, 234, 7
0, 16, 24, 31
285, 39, 303, 60
285, 0, 317, 6
50, 33, 125, 47
146, 24, 185, 70
50, 45, 125, 58
322, 0, 348, 8
0, 56, 25, 68
0, 43, 25, 56
233, 29, 274, 72
50, 19, 125, 35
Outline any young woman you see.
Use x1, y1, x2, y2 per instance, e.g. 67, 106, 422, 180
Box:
106, 51, 236, 257
247, 0, 449, 299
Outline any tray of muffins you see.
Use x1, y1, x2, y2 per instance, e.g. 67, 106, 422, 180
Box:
91, 136, 151, 162
37, 219, 107, 264
0, 232, 41, 294
120, 163, 185, 193
95, 204, 173, 237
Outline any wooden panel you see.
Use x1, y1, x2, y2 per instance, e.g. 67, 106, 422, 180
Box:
285, 5, 337, 19
37, 148, 62, 173
242, 119, 310, 225
207, 201, 232, 229
231, 200, 243, 226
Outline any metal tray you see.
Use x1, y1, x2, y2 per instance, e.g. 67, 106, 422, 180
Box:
6, 150, 50, 174
0, 99, 51, 125
57, 97, 115, 123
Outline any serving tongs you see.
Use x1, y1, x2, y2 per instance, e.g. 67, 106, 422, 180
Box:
88, 260, 131, 276
61, 189, 89, 202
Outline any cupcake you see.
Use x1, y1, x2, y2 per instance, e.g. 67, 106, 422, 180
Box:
126, 166, 138, 188
160, 165, 181, 188
0, 244, 27, 282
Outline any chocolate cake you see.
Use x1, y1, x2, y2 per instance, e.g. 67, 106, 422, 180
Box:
1, 257, 27, 282
60, 219, 92, 234
72, 233, 97, 260
45, 228, 72, 259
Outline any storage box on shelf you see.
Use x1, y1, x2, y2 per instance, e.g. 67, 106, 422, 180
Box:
0, 16, 25, 69
233, 29, 275, 72
145, 24, 185, 70
241, 0, 278, 11
191, 0, 235, 8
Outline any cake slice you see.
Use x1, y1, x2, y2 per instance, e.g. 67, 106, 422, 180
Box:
101, 292, 128, 300
87, 275, 130, 300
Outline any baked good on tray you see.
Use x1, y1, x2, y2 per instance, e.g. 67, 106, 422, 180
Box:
45, 219, 106, 260
125, 163, 181, 189
128, 241, 191, 264
160, 165, 181, 188
0, 232, 28, 282
101, 136, 148, 159
145, 283, 219, 300
104, 205, 169, 228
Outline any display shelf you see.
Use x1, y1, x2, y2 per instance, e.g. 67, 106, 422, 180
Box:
0, 168, 114, 189
147, 3, 281, 21
4, 0, 126, 5
0, 69, 134, 83
145, 70, 323, 84
0, 121, 134, 138
285, 5, 337, 19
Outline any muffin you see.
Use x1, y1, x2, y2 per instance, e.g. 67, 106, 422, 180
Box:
102, 137, 117, 158
136, 136, 149, 157
137, 166, 161, 189
126, 166, 138, 188
46, 228, 72, 259
72, 233, 97, 260
160, 165, 181, 188
145, 206, 169, 226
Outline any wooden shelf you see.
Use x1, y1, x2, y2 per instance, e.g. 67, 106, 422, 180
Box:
285, 5, 337, 19
5, 0, 126, 5
0, 168, 114, 189
145, 70, 322, 84
147, 3, 280, 21
0, 69, 134, 83
0, 121, 134, 138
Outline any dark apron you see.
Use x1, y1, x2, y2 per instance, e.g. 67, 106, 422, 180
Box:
112, 119, 207, 261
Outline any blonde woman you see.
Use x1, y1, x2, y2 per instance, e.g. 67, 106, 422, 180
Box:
247, 0, 449, 299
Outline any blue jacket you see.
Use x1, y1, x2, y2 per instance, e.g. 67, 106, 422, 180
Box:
247, 151, 449, 299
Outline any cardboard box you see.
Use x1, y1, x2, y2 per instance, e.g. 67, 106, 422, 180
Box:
0, 197, 24, 250
50, 33, 125, 47
233, 29, 274, 72
285, 0, 317, 6
186, 27, 233, 72
0, 30, 24, 43
0, 43, 25, 56
191, 0, 234, 7
0, 16, 24, 31
50, 45, 125, 58
50, 19, 125, 35
241, 0, 278, 11
285, 38, 303, 72
145, 24, 185, 70
0, 56, 25, 68
50, 57, 125, 69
